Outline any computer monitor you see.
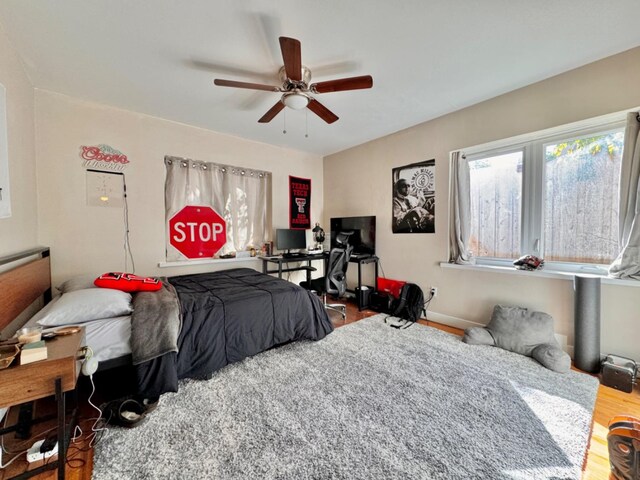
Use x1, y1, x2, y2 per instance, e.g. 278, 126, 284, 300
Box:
276, 229, 306, 253
330, 216, 376, 255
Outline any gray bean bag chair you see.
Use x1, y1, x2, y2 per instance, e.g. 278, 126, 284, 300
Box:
463, 305, 571, 373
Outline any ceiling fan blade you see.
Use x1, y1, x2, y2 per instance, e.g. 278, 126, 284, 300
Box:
311, 75, 373, 94
214, 79, 280, 92
258, 101, 285, 123
279, 37, 302, 81
307, 99, 339, 124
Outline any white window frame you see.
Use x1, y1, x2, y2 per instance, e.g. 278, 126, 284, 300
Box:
462, 114, 627, 275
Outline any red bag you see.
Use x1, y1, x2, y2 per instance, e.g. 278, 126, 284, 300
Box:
376, 277, 406, 299
95, 272, 163, 292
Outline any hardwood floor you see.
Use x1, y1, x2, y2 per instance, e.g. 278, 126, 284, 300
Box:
0, 399, 94, 480
3, 300, 638, 479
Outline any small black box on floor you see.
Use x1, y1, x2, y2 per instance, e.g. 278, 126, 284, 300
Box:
369, 291, 393, 313
355, 286, 373, 310
601, 355, 637, 393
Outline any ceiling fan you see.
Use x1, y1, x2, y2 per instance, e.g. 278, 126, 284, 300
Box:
214, 37, 373, 124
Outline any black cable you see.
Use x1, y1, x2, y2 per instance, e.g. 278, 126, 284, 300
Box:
424, 291, 434, 307
122, 174, 135, 273
377, 258, 387, 280
423, 291, 435, 320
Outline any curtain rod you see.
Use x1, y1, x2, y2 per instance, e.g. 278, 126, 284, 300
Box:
164, 156, 271, 177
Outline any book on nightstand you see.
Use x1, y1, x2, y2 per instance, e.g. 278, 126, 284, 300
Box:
20, 340, 48, 365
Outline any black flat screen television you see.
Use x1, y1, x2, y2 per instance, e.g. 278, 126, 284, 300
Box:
330, 216, 376, 256
276, 229, 306, 252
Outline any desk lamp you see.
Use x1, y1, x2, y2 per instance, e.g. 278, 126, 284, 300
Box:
312, 223, 325, 251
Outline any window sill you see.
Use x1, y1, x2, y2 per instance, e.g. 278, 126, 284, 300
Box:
158, 257, 261, 268
439, 262, 640, 287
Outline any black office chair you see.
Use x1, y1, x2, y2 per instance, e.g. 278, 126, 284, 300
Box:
300, 231, 353, 320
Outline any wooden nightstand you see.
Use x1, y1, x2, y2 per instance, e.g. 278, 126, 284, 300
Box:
0, 329, 85, 480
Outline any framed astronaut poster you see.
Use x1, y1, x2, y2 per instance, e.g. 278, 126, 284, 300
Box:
392, 159, 435, 234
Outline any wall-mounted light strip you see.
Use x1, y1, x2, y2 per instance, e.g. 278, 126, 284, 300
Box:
85, 169, 135, 272
86, 169, 124, 207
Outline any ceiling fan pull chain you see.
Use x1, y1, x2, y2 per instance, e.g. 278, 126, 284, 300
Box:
305, 109, 309, 138
283, 108, 287, 134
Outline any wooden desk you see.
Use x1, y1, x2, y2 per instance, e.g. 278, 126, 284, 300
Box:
0, 329, 85, 480
261, 253, 379, 310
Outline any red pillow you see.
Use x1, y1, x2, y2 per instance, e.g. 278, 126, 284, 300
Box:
94, 272, 163, 292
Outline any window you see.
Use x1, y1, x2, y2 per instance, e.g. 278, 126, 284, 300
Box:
469, 151, 522, 259
465, 122, 624, 269
543, 132, 623, 264
164, 156, 271, 262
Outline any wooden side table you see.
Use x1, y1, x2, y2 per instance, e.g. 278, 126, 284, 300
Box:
0, 329, 85, 480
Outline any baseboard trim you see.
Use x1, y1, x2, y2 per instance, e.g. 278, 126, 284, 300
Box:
425, 311, 484, 331
426, 310, 576, 357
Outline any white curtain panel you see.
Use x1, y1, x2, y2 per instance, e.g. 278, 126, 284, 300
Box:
609, 113, 640, 279
164, 156, 271, 261
449, 151, 475, 264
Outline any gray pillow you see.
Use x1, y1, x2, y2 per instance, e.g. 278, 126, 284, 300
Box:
463, 305, 571, 373
56, 274, 99, 294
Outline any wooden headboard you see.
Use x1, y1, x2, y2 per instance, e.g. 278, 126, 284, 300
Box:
0, 247, 51, 331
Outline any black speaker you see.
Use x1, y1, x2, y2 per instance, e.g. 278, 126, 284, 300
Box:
355, 286, 373, 310
574, 275, 601, 373
602, 355, 637, 394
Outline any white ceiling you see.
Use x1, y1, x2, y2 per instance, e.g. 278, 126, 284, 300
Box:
1, 1, 639, 156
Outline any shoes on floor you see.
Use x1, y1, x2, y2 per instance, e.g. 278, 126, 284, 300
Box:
142, 396, 159, 413
101, 395, 160, 428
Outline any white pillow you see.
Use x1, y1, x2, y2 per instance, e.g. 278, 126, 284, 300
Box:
37, 288, 132, 326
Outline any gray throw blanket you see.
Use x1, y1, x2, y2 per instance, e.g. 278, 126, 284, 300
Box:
130, 280, 181, 365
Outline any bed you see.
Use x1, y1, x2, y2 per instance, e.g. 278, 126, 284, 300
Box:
2, 249, 333, 399
134, 268, 334, 397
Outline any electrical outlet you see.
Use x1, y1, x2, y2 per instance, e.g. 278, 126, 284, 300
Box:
430, 287, 438, 297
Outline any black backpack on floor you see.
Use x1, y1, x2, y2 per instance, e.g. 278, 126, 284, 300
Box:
391, 283, 425, 323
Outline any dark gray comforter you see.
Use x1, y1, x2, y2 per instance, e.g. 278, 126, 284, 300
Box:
134, 268, 333, 397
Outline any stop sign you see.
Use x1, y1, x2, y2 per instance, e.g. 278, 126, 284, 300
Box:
169, 205, 227, 259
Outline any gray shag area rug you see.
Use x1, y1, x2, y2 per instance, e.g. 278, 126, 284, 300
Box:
93, 315, 599, 480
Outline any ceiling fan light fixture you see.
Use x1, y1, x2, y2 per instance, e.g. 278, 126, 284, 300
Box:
282, 92, 310, 110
